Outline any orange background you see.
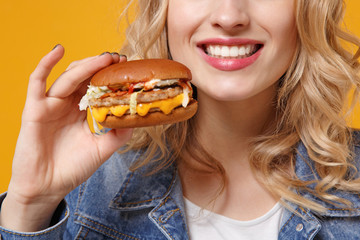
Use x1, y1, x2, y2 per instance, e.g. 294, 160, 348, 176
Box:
0, 1, 359, 193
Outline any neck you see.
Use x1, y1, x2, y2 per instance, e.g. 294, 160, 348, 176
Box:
178, 85, 280, 219
192, 85, 277, 165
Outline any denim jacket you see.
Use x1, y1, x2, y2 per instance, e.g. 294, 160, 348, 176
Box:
1, 136, 360, 239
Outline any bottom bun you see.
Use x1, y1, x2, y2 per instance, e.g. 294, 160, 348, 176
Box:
99, 100, 198, 129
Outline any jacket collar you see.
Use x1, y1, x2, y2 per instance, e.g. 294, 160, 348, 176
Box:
109, 157, 178, 210
294, 141, 360, 217
109, 152, 189, 240
110, 137, 360, 217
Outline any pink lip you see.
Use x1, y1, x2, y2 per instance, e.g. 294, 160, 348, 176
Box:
197, 38, 263, 71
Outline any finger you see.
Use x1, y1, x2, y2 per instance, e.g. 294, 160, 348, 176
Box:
67, 53, 125, 73
110, 52, 120, 63
27, 45, 65, 100
65, 56, 98, 71
63, 55, 109, 97
74, 54, 127, 98
95, 128, 133, 164
46, 53, 113, 98
119, 54, 127, 63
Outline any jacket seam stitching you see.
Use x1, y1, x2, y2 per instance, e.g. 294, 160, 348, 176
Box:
159, 209, 180, 223
75, 226, 90, 240
169, 172, 190, 237
83, 227, 89, 239
0, 224, 62, 237
77, 221, 126, 240
152, 196, 175, 240
0, 205, 68, 237
307, 227, 319, 240
76, 215, 140, 240
117, 172, 134, 200
75, 181, 87, 214
112, 149, 142, 205
116, 167, 177, 206
278, 212, 295, 233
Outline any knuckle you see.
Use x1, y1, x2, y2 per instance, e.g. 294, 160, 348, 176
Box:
29, 71, 36, 80
66, 60, 80, 70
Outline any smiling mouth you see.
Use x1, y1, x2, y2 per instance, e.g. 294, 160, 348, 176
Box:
202, 44, 263, 59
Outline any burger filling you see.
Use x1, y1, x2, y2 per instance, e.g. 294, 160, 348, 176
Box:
79, 79, 192, 122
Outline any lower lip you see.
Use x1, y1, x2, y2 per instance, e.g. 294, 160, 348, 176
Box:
198, 47, 262, 71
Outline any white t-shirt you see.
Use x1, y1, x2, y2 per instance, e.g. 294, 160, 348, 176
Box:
184, 198, 283, 240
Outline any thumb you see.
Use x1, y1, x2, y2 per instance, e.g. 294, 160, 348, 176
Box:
95, 128, 134, 162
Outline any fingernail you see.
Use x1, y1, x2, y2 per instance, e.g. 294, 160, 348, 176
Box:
110, 52, 119, 56
100, 51, 110, 56
119, 54, 127, 59
52, 44, 61, 51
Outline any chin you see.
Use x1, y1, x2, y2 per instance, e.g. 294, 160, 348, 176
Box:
195, 80, 256, 101
200, 88, 255, 103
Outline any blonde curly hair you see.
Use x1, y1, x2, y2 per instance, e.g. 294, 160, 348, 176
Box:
119, 0, 360, 213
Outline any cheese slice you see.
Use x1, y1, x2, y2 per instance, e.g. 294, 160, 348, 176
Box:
91, 93, 185, 122
91, 107, 111, 122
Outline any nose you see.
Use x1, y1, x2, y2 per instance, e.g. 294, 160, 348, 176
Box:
210, 0, 250, 32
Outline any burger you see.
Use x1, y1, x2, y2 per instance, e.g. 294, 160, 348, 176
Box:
79, 59, 198, 128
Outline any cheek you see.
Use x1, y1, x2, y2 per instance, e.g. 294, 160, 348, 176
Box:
257, 4, 297, 67
167, 5, 182, 54
273, 16, 297, 49
254, 1, 296, 42
273, 20, 298, 70
167, 4, 183, 58
167, 1, 206, 58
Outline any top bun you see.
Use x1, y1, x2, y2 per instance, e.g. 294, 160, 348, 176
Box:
91, 59, 192, 86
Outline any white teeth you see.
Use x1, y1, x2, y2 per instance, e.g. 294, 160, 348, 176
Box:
239, 46, 246, 56
205, 44, 257, 58
221, 46, 230, 57
230, 46, 238, 57
215, 45, 221, 55
245, 45, 251, 54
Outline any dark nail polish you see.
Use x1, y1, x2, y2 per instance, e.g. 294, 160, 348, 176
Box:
119, 54, 127, 59
110, 52, 119, 56
52, 44, 61, 51
100, 51, 110, 56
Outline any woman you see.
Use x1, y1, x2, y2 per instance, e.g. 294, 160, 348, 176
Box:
1, 0, 360, 239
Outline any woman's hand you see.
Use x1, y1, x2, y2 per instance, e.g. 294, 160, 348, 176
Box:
0, 45, 133, 232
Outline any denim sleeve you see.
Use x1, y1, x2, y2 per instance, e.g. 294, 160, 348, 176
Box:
0, 193, 69, 239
